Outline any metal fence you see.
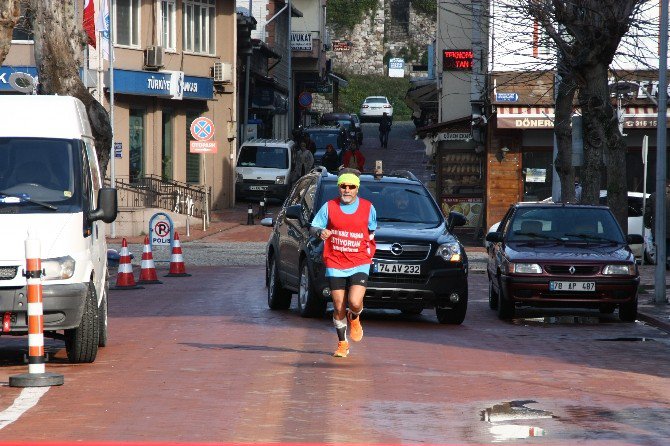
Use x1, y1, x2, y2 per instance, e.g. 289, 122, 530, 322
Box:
108, 175, 211, 223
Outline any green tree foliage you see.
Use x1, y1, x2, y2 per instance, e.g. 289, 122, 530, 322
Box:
326, 0, 379, 32
329, 74, 412, 120
411, 0, 436, 16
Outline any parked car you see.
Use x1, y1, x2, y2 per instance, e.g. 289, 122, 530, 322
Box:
301, 125, 350, 167
235, 139, 297, 201
359, 96, 393, 122
484, 191, 653, 261
485, 203, 642, 321
262, 168, 469, 324
319, 112, 362, 145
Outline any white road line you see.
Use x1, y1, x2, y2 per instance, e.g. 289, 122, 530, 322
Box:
0, 387, 49, 429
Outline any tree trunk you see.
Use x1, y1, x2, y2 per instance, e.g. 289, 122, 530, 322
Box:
0, 0, 21, 65
31, 0, 112, 175
605, 95, 629, 233
577, 64, 609, 207
554, 74, 576, 203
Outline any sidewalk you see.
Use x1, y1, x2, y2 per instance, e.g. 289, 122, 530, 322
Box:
636, 264, 670, 332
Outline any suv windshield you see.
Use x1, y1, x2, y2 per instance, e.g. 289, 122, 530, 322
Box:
319, 181, 442, 225
238, 146, 288, 169
0, 137, 79, 206
305, 131, 344, 150
507, 207, 625, 243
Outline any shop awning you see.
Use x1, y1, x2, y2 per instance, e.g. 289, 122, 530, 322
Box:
404, 78, 438, 114
496, 105, 670, 129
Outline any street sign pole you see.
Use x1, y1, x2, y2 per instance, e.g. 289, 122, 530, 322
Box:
655, 0, 668, 304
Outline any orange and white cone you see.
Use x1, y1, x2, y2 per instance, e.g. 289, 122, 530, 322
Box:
111, 238, 143, 290
138, 236, 162, 284
165, 232, 191, 277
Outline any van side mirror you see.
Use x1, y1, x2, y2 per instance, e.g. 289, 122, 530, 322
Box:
447, 211, 467, 231
626, 234, 644, 245
89, 188, 117, 223
485, 232, 504, 243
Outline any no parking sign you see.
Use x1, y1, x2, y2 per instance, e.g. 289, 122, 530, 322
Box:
149, 212, 174, 246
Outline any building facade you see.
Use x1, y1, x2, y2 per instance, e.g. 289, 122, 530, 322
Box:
2, 0, 238, 235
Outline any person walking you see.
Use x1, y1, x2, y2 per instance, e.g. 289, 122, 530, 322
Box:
342, 142, 365, 172
303, 133, 317, 155
310, 168, 377, 358
379, 112, 392, 149
321, 143, 340, 172
293, 142, 314, 180
644, 178, 670, 268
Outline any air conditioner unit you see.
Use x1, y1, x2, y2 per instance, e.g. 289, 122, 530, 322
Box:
213, 62, 233, 83
144, 46, 164, 70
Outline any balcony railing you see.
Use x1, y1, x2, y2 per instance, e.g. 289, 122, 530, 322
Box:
107, 175, 211, 224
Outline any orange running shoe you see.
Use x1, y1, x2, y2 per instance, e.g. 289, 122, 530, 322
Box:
348, 312, 363, 342
333, 341, 349, 357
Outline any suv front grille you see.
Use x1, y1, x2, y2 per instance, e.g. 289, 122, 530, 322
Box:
0, 266, 18, 280
375, 243, 431, 261
544, 265, 600, 275
369, 273, 427, 285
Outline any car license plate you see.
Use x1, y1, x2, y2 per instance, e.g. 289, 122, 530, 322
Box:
374, 263, 420, 274
249, 185, 268, 191
549, 281, 595, 292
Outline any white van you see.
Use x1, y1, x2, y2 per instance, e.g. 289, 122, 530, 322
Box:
0, 95, 117, 363
235, 139, 297, 201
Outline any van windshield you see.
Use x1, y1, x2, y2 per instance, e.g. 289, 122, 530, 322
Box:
238, 146, 288, 169
0, 137, 80, 209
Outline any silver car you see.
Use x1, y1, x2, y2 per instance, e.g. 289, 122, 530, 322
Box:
359, 96, 393, 122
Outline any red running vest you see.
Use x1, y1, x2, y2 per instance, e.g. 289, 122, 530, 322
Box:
323, 198, 376, 269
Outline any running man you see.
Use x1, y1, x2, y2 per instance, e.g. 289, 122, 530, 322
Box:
310, 168, 377, 358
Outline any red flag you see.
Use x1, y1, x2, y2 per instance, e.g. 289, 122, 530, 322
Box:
84, 0, 96, 48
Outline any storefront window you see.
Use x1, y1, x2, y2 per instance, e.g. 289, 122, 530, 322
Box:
186, 111, 202, 184
162, 109, 173, 181
522, 149, 553, 201
129, 109, 145, 184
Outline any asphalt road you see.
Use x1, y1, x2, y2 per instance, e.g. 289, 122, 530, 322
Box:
0, 266, 669, 444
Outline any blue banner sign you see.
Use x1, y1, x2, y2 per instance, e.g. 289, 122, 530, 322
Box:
112, 69, 213, 100
496, 92, 519, 102
0, 67, 37, 91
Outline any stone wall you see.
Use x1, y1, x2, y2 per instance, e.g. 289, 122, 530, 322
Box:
327, 0, 436, 76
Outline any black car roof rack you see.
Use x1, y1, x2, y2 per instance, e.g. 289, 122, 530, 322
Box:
388, 170, 418, 181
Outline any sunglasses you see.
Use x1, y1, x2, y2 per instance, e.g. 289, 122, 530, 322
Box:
339, 184, 358, 190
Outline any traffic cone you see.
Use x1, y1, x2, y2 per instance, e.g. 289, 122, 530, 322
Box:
138, 236, 162, 284
111, 238, 143, 290
165, 232, 191, 277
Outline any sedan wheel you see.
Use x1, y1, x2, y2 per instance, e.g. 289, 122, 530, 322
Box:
619, 298, 638, 322
297, 262, 325, 318
497, 277, 515, 320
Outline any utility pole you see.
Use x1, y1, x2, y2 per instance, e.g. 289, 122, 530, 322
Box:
654, 0, 669, 304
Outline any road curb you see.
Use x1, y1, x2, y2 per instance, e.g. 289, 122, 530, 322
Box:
637, 310, 670, 334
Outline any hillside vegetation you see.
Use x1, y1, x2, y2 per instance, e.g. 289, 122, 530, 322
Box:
330, 74, 412, 120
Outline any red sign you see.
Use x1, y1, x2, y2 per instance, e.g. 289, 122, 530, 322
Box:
190, 140, 218, 154
443, 50, 473, 70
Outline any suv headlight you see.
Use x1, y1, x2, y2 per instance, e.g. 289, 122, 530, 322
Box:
603, 264, 635, 275
275, 175, 286, 184
509, 263, 542, 274
236, 172, 243, 183
436, 242, 461, 262
42, 256, 75, 280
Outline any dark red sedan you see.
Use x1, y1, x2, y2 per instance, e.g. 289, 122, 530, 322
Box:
485, 203, 643, 321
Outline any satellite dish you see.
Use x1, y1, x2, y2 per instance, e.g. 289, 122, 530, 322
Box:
8, 72, 35, 94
